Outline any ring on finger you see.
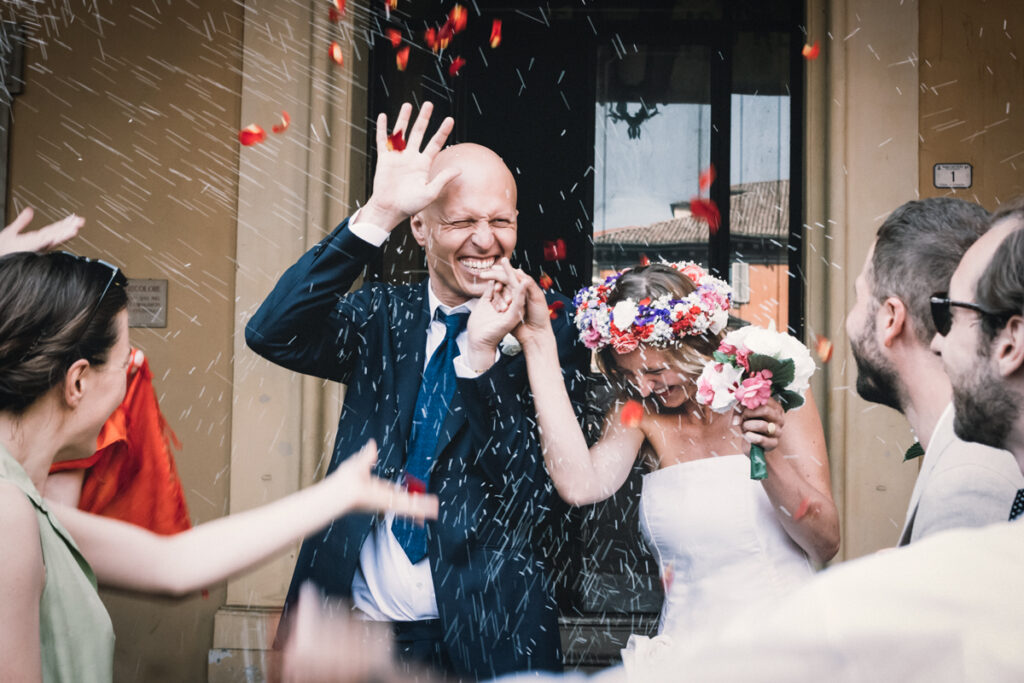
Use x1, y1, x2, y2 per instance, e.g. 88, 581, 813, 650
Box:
767, 422, 777, 436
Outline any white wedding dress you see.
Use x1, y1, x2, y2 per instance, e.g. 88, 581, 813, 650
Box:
621, 454, 815, 676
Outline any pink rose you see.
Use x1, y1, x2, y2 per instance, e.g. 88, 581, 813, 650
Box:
582, 327, 603, 349
735, 347, 752, 371
734, 369, 773, 410
697, 377, 716, 405
718, 343, 737, 356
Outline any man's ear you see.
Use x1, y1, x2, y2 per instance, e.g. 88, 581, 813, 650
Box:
878, 297, 907, 348
994, 315, 1024, 379
409, 214, 429, 249
63, 359, 90, 409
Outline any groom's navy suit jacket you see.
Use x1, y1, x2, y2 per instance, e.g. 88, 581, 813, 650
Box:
245, 219, 588, 680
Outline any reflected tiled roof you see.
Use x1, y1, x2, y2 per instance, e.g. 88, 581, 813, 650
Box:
595, 179, 789, 245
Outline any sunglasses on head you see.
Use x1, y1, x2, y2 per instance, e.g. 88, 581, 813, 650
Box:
929, 292, 1012, 337
59, 252, 127, 327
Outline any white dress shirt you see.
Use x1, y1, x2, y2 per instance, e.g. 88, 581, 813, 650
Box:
347, 214, 488, 621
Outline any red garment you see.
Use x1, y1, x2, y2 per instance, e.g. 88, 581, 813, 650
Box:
50, 353, 192, 534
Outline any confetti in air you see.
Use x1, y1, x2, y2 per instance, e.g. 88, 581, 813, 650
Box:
238, 124, 266, 146
386, 28, 402, 48
815, 335, 834, 363
271, 111, 291, 134
396, 45, 410, 71
699, 164, 716, 193
548, 300, 565, 320
403, 472, 426, 494
689, 198, 721, 234
449, 56, 466, 76
329, 41, 344, 65
490, 19, 502, 48
328, 0, 345, 22
621, 400, 643, 428
424, 28, 439, 52
793, 496, 812, 521
539, 272, 553, 290
542, 238, 567, 262
661, 563, 675, 593
802, 41, 821, 60
386, 131, 407, 152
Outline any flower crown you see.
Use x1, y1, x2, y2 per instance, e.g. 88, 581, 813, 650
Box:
573, 261, 733, 354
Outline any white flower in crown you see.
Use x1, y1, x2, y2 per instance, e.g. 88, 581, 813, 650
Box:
611, 300, 638, 329
499, 333, 522, 356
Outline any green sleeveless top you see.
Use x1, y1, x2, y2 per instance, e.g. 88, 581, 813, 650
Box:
0, 445, 114, 683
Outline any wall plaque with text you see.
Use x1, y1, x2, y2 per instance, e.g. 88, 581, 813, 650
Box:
126, 279, 167, 328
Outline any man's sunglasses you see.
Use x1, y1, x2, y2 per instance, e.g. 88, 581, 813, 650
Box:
929, 292, 1013, 337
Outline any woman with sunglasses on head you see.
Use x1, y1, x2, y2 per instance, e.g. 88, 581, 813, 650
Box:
0, 251, 437, 683
480, 260, 838, 677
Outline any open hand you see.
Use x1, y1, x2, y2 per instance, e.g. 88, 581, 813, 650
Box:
0, 208, 84, 256
358, 102, 460, 231
329, 440, 439, 522
739, 398, 785, 452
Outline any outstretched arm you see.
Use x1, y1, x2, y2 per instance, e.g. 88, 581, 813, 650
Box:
742, 391, 840, 564
514, 276, 643, 505
49, 442, 438, 596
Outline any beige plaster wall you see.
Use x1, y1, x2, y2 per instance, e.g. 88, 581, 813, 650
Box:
919, 0, 1024, 207
5, 2, 244, 680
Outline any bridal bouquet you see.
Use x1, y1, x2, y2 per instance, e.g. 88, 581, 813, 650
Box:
695, 324, 816, 480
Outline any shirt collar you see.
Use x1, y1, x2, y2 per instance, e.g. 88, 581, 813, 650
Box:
426, 277, 476, 318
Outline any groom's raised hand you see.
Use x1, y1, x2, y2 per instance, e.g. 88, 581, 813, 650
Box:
357, 101, 460, 232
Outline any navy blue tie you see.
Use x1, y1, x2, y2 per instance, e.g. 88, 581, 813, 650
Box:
1010, 489, 1024, 522
393, 308, 469, 562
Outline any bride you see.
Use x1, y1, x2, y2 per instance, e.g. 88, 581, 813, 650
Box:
485, 260, 839, 649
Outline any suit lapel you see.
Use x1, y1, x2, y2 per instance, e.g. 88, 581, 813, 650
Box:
394, 283, 430, 462
899, 406, 954, 543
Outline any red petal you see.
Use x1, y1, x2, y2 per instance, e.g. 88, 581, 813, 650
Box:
699, 164, 716, 193
238, 124, 266, 146
328, 6, 343, 23
815, 335, 834, 363
329, 41, 344, 66
448, 56, 466, 76
621, 400, 643, 428
449, 4, 468, 33
386, 0, 397, 8
802, 40, 820, 60
542, 238, 567, 262
386, 131, 407, 152
403, 472, 426, 494
689, 197, 721, 234
438, 23, 454, 49
639, 254, 650, 266
661, 563, 675, 594
793, 496, 813, 521
424, 28, 439, 51
539, 272, 553, 290
386, 28, 402, 48
396, 45, 410, 71
490, 19, 502, 48
331, 0, 345, 11
271, 110, 291, 134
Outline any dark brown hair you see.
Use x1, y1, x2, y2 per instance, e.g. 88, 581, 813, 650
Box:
872, 198, 990, 343
0, 251, 128, 413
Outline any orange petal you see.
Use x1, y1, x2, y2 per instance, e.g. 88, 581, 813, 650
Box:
699, 164, 716, 193
386, 131, 407, 152
396, 45, 410, 71
238, 124, 266, 146
802, 40, 820, 60
386, 28, 402, 48
271, 110, 291, 134
490, 19, 502, 48
815, 335, 834, 363
539, 272, 553, 290
449, 4, 468, 33
548, 299, 565, 320
689, 197, 721, 234
329, 41, 344, 66
424, 27, 439, 52
621, 399, 643, 428
386, 0, 397, 8
331, 0, 345, 11
448, 56, 466, 76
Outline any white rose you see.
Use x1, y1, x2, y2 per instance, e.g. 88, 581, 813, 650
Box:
612, 301, 638, 329
499, 334, 522, 356
709, 308, 729, 335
